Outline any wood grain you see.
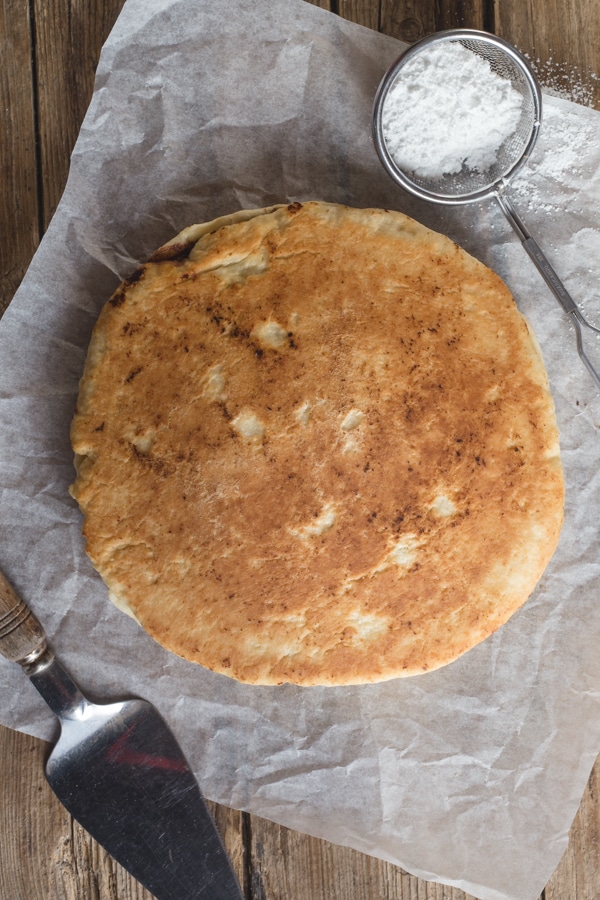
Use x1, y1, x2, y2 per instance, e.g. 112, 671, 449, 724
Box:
32, 0, 125, 228
0, 0, 39, 314
1, 0, 600, 898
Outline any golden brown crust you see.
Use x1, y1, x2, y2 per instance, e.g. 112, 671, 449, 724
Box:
70, 201, 564, 685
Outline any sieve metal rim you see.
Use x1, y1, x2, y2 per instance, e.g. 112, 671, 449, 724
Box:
372, 29, 543, 205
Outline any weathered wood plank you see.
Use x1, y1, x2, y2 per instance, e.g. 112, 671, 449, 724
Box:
32, 0, 126, 228
0, 0, 39, 313
376, 0, 489, 43
338, 0, 380, 31
207, 802, 248, 896
378, 0, 437, 43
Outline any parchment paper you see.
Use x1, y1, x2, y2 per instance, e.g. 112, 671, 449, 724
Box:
2, 2, 600, 898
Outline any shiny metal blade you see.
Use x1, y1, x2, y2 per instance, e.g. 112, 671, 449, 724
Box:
44, 696, 243, 900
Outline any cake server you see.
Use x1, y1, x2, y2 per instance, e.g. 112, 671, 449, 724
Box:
0, 567, 243, 900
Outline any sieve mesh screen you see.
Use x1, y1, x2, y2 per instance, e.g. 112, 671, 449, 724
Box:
375, 33, 540, 203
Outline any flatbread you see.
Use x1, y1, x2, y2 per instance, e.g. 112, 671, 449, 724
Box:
70, 201, 564, 685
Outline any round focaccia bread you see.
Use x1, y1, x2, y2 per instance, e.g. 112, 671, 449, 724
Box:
70, 201, 564, 685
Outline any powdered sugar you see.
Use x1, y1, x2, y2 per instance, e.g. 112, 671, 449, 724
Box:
511, 99, 599, 214
381, 41, 523, 179
531, 54, 599, 107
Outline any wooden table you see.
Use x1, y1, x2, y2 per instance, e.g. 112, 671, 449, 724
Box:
2, 1, 599, 897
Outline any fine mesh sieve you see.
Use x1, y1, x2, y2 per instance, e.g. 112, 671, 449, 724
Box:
373, 29, 600, 390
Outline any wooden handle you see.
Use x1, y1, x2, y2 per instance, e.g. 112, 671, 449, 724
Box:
0, 570, 47, 665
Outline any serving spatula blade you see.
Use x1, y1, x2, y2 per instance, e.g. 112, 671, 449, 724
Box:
0, 568, 243, 900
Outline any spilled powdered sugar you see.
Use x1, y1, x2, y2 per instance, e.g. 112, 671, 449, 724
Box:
381, 41, 523, 178
511, 100, 598, 212
532, 54, 600, 108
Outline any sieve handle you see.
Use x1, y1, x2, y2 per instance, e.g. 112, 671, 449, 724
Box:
495, 189, 580, 315
495, 188, 600, 390
521, 237, 579, 316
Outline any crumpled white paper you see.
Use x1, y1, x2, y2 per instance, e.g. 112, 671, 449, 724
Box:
2, 2, 600, 898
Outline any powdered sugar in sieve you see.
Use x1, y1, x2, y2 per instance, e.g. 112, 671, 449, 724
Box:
381, 41, 524, 180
